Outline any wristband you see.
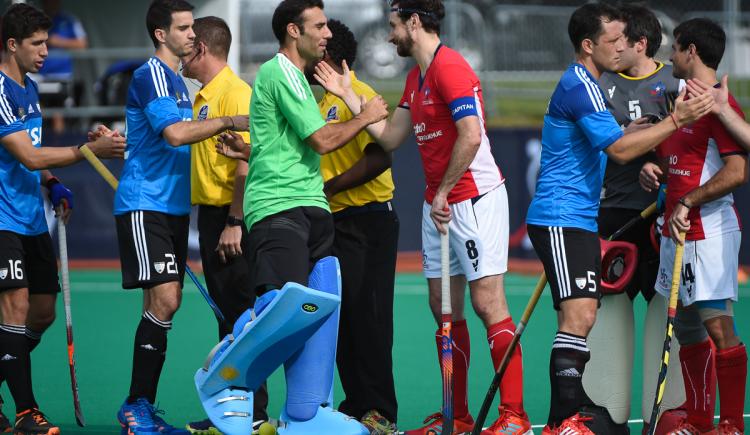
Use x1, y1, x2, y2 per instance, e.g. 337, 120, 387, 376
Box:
45, 176, 60, 189
678, 197, 691, 209
670, 112, 680, 129
226, 215, 243, 227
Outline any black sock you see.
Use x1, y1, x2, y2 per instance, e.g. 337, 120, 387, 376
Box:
128, 312, 171, 403
0, 324, 37, 411
25, 328, 42, 353
548, 331, 593, 427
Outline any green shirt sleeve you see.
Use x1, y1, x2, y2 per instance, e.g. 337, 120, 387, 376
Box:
274, 66, 326, 141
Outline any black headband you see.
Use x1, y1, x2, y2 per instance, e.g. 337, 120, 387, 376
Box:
389, 7, 436, 19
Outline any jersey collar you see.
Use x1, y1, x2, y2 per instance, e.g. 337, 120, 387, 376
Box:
617, 61, 665, 80
419, 43, 443, 90
197, 65, 233, 100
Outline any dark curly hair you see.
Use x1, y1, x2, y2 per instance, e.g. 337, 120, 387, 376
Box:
390, 0, 445, 35
1, 3, 52, 51
326, 19, 357, 68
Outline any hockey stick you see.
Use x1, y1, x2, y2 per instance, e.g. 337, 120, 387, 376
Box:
439, 226, 453, 435
471, 201, 659, 434
79, 145, 225, 321
645, 230, 685, 435
56, 207, 86, 426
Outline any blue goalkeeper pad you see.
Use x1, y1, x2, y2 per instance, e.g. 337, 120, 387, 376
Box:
284, 256, 342, 420
195, 281, 340, 397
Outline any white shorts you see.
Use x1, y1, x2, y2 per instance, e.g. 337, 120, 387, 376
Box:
655, 231, 740, 306
422, 184, 508, 281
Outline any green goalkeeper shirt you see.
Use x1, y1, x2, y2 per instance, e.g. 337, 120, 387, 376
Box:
244, 53, 329, 229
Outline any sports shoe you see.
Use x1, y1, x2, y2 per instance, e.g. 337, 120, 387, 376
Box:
185, 418, 220, 435
0, 396, 10, 433
646, 408, 689, 435
658, 422, 714, 435
150, 405, 190, 434
118, 398, 159, 435
185, 417, 271, 435
361, 409, 397, 435
13, 408, 60, 435
716, 420, 743, 435
403, 412, 475, 435
481, 407, 532, 435
541, 413, 594, 435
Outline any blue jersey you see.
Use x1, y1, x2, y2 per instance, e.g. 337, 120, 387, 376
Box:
0, 72, 46, 235
115, 57, 192, 216
526, 63, 623, 232
38, 12, 87, 78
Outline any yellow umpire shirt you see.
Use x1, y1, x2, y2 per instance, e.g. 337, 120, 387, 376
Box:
191, 66, 252, 206
319, 71, 395, 213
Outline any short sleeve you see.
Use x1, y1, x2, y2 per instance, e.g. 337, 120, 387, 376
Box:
565, 81, 609, 121
144, 97, 182, 135
577, 110, 624, 151
433, 62, 480, 122
712, 97, 747, 157
274, 72, 325, 140
223, 86, 252, 143
0, 93, 23, 138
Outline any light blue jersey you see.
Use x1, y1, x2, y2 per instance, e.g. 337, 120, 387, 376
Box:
0, 72, 46, 235
115, 57, 193, 216
526, 63, 623, 232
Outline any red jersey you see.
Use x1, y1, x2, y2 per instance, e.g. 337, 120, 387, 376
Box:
657, 91, 746, 240
398, 45, 503, 204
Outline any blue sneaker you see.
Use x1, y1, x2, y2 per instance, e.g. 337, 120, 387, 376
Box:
150, 405, 190, 434
118, 398, 159, 435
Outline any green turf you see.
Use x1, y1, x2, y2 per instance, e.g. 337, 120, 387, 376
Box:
8, 271, 748, 433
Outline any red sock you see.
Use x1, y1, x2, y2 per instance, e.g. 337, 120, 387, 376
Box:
435, 319, 471, 419
487, 317, 526, 419
716, 343, 747, 431
679, 340, 716, 431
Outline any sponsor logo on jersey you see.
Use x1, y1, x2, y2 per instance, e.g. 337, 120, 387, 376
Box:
326, 105, 339, 121
27, 104, 34, 114
422, 86, 434, 105
0, 268, 6, 280
575, 277, 586, 289
608, 86, 616, 99
154, 262, 165, 274
198, 105, 209, 120
416, 130, 443, 143
413, 122, 426, 134
17, 107, 25, 118
410, 90, 415, 104
650, 81, 666, 97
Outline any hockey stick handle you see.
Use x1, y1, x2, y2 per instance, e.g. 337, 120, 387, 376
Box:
56, 208, 86, 426
608, 201, 657, 241
471, 273, 547, 435
646, 230, 685, 435
440, 227, 454, 435
80, 146, 226, 321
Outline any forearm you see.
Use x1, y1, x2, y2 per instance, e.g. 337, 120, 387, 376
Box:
324, 145, 391, 197
23, 146, 83, 170
608, 118, 678, 163
437, 137, 480, 196
164, 118, 233, 147
340, 89, 388, 141
717, 107, 750, 152
309, 116, 371, 155
229, 161, 248, 218
681, 166, 746, 207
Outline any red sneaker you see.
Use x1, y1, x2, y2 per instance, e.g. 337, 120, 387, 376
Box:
716, 420, 742, 435
541, 414, 594, 435
403, 412, 475, 435
481, 407, 532, 435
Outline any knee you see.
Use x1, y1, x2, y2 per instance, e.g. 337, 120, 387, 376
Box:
561, 307, 597, 336
705, 320, 739, 350
149, 290, 182, 319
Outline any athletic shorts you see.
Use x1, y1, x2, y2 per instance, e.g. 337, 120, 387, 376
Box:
0, 230, 60, 294
422, 185, 508, 281
115, 211, 189, 290
598, 207, 659, 301
655, 231, 740, 306
527, 225, 601, 310
247, 206, 334, 294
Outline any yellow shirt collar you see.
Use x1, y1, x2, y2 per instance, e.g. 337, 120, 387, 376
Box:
197, 65, 234, 100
